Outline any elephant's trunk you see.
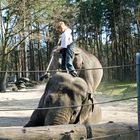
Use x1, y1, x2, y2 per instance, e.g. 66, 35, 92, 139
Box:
44, 108, 71, 125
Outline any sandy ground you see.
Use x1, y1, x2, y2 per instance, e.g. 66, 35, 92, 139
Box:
0, 84, 138, 127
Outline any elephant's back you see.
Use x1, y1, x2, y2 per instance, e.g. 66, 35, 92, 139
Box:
75, 47, 103, 71
75, 47, 103, 91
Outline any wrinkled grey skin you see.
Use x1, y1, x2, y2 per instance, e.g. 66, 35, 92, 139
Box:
43, 47, 103, 93
25, 72, 101, 127
73, 48, 103, 93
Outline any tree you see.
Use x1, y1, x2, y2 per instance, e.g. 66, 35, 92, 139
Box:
0, 0, 77, 92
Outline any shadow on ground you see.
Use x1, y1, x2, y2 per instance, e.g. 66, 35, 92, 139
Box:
0, 117, 29, 127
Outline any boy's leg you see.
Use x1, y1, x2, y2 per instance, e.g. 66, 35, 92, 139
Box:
60, 49, 67, 72
65, 44, 78, 76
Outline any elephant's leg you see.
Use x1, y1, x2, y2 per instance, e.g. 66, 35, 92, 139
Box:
85, 98, 102, 124
24, 109, 45, 127
24, 93, 47, 127
87, 104, 102, 124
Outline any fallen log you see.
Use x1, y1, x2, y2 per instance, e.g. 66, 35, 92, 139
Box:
0, 122, 138, 140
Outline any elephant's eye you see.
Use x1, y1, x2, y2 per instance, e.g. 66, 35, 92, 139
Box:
73, 110, 77, 115
47, 95, 53, 102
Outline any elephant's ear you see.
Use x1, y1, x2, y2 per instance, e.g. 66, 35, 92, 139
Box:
73, 77, 88, 98
73, 53, 83, 69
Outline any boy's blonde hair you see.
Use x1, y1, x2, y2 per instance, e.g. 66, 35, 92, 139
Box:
56, 21, 65, 30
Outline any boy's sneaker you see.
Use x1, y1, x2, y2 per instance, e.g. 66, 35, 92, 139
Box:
70, 72, 78, 77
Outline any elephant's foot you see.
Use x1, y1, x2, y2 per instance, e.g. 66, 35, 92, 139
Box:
85, 100, 102, 124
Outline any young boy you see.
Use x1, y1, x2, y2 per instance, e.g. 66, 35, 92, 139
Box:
53, 21, 78, 77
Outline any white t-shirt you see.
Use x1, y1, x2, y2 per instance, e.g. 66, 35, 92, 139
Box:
61, 28, 73, 48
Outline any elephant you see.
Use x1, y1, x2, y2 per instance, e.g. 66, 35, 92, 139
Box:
24, 72, 101, 127
41, 47, 103, 93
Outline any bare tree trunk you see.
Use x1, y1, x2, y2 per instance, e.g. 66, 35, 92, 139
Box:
0, 71, 7, 92
0, 2, 8, 92
23, 0, 29, 78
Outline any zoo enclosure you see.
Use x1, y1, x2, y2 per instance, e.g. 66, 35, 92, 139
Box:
0, 55, 139, 139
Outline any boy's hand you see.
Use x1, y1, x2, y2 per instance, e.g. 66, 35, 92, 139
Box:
53, 49, 59, 53
53, 49, 57, 52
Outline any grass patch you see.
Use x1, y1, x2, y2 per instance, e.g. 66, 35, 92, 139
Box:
97, 81, 137, 98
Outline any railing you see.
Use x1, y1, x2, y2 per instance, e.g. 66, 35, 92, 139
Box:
0, 55, 139, 139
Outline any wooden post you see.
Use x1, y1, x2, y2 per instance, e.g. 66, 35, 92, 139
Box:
0, 124, 87, 140
0, 122, 138, 140
136, 52, 140, 140
89, 122, 138, 140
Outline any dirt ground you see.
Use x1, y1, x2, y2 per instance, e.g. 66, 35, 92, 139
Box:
0, 84, 138, 127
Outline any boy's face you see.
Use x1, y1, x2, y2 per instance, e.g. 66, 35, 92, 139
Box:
58, 24, 65, 33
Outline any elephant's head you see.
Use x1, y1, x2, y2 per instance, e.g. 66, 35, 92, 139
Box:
73, 48, 103, 92
25, 72, 101, 127
43, 72, 95, 125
